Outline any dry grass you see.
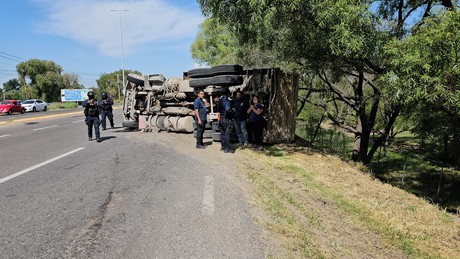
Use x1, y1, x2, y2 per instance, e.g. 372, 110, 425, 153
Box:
235, 144, 460, 258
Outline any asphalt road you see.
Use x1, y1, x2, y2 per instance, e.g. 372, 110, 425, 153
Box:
0, 108, 263, 258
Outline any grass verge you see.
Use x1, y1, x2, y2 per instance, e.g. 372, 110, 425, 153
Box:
236, 145, 460, 258
48, 102, 78, 110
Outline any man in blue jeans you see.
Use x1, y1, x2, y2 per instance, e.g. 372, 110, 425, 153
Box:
194, 90, 207, 149
232, 90, 249, 147
98, 92, 114, 130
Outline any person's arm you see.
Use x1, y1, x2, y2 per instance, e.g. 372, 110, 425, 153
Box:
195, 108, 202, 125
224, 99, 232, 112
247, 105, 252, 114
194, 100, 202, 125
249, 104, 263, 115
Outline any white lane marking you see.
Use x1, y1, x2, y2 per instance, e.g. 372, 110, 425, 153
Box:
33, 125, 58, 131
202, 175, 215, 216
0, 147, 85, 184
0, 135, 10, 138
72, 120, 84, 124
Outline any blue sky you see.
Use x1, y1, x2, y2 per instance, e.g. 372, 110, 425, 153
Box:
0, 0, 205, 88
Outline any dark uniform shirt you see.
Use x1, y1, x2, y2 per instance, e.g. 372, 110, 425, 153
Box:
194, 97, 207, 121
82, 99, 100, 117
249, 103, 264, 122
233, 98, 249, 121
98, 97, 113, 111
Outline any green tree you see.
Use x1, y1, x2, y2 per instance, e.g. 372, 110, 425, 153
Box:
197, 0, 456, 164
96, 69, 141, 100
62, 73, 84, 89
191, 17, 239, 66
36, 72, 65, 102
16, 59, 63, 100
2, 78, 21, 92
3, 90, 22, 100
384, 10, 460, 162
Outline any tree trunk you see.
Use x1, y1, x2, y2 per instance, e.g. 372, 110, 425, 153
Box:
312, 111, 325, 143
352, 116, 363, 161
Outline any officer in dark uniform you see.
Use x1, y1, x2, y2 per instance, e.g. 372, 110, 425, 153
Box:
98, 92, 114, 130
82, 91, 101, 142
217, 87, 234, 153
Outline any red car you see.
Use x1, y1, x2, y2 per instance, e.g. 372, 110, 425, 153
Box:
0, 100, 25, 115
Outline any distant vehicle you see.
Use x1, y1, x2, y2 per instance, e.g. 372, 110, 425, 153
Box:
0, 100, 25, 115
21, 99, 48, 112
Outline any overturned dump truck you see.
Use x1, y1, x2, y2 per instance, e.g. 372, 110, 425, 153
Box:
122, 65, 299, 144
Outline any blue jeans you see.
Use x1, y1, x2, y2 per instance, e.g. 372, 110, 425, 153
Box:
86, 116, 100, 139
196, 121, 206, 146
101, 110, 114, 129
234, 119, 248, 144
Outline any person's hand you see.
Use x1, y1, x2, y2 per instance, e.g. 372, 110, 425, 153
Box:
198, 120, 202, 125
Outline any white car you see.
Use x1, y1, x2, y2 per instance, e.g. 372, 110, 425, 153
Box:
21, 99, 48, 112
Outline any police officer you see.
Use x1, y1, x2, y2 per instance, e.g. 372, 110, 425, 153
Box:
82, 91, 101, 142
217, 87, 234, 153
98, 92, 114, 130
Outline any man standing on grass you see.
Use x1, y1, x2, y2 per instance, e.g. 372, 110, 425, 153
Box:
233, 90, 249, 147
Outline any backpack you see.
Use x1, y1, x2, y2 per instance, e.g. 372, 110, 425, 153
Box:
218, 96, 234, 119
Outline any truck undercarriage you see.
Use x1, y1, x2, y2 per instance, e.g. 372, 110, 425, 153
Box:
122, 65, 298, 144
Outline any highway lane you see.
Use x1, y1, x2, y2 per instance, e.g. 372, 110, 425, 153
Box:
0, 109, 88, 178
0, 109, 263, 258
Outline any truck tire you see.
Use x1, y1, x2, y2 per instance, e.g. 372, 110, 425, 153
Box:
211, 64, 243, 76
122, 120, 138, 129
194, 129, 212, 138
204, 86, 222, 94
204, 130, 212, 138
189, 77, 213, 88
127, 74, 144, 86
212, 132, 221, 142
148, 74, 166, 84
188, 68, 212, 78
210, 75, 243, 86
211, 122, 219, 131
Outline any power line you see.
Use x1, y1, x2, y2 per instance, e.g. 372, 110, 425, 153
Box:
0, 51, 26, 62
0, 54, 23, 63
63, 70, 100, 76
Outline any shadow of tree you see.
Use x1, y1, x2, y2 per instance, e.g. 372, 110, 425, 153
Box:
371, 149, 460, 214
265, 138, 460, 214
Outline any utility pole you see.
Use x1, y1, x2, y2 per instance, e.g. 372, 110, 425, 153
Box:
116, 73, 121, 101
110, 9, 129, 96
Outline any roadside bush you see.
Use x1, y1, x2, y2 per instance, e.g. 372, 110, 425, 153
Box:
48, 102, 78, 110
